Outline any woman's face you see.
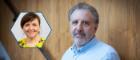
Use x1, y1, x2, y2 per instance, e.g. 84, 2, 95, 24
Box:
23, 18, 40, 39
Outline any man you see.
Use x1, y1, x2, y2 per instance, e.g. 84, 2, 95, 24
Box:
62, 2, 120, 60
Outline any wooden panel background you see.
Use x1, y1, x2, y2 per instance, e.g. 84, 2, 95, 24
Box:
0, 0, 140, 60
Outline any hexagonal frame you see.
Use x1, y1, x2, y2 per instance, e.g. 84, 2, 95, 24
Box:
11, 12, 51, 47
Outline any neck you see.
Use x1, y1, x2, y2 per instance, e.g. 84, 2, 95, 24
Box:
75, 36, 95, 49
27, 35, 40, 41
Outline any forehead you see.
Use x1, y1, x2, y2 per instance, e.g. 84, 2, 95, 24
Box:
70, 9, 94, 21
24, 18, 39, 24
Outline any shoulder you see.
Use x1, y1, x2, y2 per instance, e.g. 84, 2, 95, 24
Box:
62, 47, 72, 56
18, 38, 26, 47
41, 37, 46, 41
97, 40, 120, 60
61, 47, 73, 60
36, 37, 46, 48
101, 47, 120, 60
18, 38, 26, 44
95, 40, 116, 53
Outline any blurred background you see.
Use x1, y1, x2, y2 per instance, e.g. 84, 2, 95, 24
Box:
0, 0, 140, 60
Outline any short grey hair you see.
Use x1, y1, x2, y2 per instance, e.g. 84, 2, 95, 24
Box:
68, 2, 99, 24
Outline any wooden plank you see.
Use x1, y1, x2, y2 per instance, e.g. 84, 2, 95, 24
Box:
0, 0, 140, 60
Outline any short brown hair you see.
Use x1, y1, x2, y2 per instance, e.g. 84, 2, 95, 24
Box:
20, 12, 40, 28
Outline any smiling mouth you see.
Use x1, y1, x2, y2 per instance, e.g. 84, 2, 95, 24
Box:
28, 31, 34, 34
27, 31, 36, 35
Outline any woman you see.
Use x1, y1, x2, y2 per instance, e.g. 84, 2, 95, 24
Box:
18, 12, 45, 48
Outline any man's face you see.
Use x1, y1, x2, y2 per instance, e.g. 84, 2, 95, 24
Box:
23, 18, 40, 39
70, 9, 98, 47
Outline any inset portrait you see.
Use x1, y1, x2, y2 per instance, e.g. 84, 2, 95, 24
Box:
11, 12, 51, 48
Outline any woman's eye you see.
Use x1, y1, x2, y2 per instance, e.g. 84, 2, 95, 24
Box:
32, 23, 37, 26
24, 24, 29, 27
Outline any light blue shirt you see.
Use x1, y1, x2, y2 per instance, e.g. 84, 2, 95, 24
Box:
62, 37, 120, 60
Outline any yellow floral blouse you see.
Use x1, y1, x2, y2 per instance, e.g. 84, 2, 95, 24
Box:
18, 38, 45, 48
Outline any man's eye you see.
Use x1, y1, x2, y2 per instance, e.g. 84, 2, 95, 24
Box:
83, 21, 89, 25
72, 20, 78, 25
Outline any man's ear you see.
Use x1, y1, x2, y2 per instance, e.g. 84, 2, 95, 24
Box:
95, 24, 98, 31
95, 27, 97, 30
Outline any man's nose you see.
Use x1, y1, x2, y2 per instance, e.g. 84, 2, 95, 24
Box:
76, 23, 83, 32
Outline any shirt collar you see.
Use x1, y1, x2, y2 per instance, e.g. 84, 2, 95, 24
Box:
71, 36, 98, 54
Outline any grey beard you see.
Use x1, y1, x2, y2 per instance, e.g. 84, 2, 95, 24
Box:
73, 35, 95, 48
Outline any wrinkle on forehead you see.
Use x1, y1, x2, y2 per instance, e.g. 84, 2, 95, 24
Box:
70, 9, 95, 21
